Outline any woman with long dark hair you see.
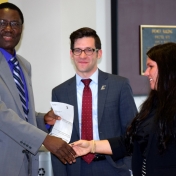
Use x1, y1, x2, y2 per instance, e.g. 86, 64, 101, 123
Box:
72, 42, 176, 176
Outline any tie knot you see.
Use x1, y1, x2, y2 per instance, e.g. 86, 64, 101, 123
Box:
81, 79, 92, 87
10, 57, 19, 66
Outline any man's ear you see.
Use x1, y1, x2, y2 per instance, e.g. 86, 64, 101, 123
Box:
97, 49, 102, 59
70, 50, 73, 59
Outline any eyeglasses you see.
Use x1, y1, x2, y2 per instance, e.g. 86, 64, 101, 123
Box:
72, 47, 99, 56
0, 20, 22, 29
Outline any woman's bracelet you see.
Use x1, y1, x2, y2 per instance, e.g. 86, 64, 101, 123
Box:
91, 140, 96, 153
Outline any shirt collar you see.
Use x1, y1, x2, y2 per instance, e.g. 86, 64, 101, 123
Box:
0, 48, 16, 62
76, 69, 99, 86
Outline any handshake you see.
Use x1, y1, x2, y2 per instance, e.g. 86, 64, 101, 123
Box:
43, 110, 109, 164
43, 135, 94, 165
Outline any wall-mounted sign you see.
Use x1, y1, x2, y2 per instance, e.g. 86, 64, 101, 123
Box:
140, 25, 176, 74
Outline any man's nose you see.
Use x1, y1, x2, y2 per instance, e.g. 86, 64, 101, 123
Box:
4, 23, 13, 30
80, 50, 87, 57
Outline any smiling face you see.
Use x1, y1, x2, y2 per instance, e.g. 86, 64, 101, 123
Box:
70, 37, 102, 78
144, 57, 158, 90
0, 8, 22, 55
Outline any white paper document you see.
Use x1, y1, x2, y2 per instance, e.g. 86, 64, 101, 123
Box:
49, 102, 74, 143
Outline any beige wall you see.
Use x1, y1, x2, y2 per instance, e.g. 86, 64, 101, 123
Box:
9, 0, 145, 112
8, 0, 111, 112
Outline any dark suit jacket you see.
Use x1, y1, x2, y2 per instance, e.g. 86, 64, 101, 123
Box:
109, 120, 176, 176
0, 53, 47, 176
51, 70, 137, 176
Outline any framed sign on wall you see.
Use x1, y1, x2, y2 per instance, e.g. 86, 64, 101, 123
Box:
111, 0, 176, 95
140, 25, 176, 75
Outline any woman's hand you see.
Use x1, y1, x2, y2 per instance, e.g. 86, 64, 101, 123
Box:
70, 140, 92, 157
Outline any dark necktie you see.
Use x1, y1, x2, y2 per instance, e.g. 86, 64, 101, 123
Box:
10, 57, 28, 121
81, 79, 94, 164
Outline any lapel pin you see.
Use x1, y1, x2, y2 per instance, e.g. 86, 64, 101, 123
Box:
101, 85, 106, 90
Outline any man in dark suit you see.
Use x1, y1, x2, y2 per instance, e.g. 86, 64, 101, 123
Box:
51, 27, 137, 176
0, 2, 75, 176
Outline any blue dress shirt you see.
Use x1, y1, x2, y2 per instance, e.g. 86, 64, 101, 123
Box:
0, 48, 29, 110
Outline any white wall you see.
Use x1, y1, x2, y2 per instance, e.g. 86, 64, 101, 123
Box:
9, 0, 145, 112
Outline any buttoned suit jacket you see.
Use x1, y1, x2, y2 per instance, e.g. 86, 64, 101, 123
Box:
0, 52, 47, 176
51, 69, 137, 176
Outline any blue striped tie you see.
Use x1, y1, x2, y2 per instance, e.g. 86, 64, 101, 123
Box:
10, 57, 28, 121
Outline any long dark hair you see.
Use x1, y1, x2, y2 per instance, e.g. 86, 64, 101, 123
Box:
127, 42, 176, 154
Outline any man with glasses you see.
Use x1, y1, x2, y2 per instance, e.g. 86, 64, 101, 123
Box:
0, 2, 76, 176
51, 27, 137, 176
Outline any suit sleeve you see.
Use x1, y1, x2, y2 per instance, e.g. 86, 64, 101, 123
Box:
0, 97, 47, 155
36, 112, 48, 133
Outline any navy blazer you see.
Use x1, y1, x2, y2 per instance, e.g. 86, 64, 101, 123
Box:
51, 70, 137, 176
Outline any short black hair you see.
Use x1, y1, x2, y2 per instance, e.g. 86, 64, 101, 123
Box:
70, 27, 101, 49
0, 2, 24, 24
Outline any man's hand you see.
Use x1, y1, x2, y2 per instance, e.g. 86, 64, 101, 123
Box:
44, 109, 60, 125
43, 135, 76, 164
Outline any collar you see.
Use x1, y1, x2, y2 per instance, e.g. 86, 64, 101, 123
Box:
0, 48, 16, 62
76, 69, 99, 86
